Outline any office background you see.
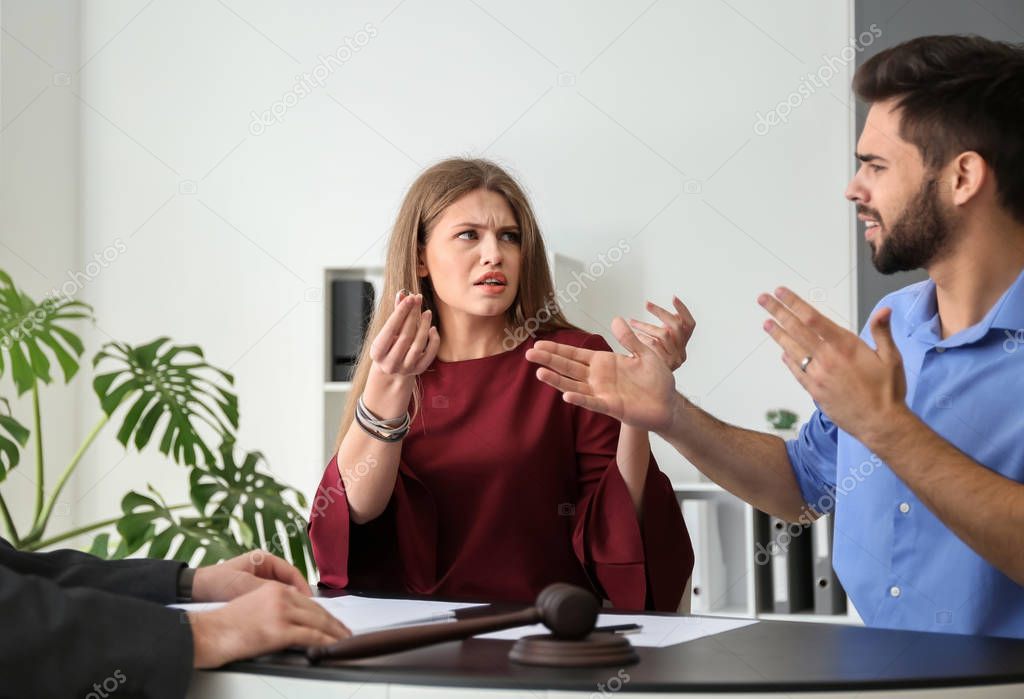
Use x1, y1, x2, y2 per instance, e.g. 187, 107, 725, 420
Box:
0, 0, 1019, 546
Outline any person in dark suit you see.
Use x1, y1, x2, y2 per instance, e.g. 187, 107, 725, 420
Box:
0, 537, 350, 698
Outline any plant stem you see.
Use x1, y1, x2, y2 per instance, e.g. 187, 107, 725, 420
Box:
29, 414, 109, 542
25, 503, 191, 551
25, 515, 122, 551
31, 383, 43, 526
0, 492, 20, 546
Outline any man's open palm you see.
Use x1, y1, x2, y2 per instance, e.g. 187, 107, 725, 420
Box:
525, 317, 678, 432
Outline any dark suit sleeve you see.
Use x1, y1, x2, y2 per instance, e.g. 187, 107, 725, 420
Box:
0, 537, 184, 602
0, 563, 194, 698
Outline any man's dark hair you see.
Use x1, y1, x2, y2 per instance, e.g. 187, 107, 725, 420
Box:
853, 35, 1024, 224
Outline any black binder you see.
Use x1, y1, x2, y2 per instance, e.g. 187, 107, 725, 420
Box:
811, 514, 847, 615
769, 515, 813, 614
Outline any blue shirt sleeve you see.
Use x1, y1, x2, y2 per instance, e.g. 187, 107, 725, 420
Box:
783, 288, 915, 516
785, 407, 839, 514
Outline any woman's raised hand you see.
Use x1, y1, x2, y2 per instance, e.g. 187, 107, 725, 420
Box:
369, 291, 440, 377
626, 296, 695, 371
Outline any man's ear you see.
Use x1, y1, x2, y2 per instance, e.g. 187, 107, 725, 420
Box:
949, 151, 988, 208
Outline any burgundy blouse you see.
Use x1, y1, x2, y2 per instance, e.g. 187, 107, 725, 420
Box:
309, 329, 693, 611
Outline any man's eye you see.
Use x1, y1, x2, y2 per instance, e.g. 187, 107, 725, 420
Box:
869, 164, 885, 173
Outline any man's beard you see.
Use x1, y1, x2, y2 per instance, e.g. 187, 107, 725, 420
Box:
867, 177, 955, 274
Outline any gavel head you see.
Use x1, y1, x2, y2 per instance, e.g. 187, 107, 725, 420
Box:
535, 583, 599, 640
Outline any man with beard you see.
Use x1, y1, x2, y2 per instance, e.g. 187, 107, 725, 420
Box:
526, 35, 1024, 638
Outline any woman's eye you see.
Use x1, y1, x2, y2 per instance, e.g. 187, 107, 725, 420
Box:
456, 230, 477, 240
501, 231, 521, 243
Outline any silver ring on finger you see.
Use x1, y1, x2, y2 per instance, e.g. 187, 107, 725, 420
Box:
799, 355, 813, 373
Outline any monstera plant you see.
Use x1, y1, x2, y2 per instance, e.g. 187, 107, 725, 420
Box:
0, 269, 314, 576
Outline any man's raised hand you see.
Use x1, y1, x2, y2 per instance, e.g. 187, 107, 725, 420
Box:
525, 317, 679, 432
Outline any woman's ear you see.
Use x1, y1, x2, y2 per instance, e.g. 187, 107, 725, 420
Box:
416, 245, 428, 278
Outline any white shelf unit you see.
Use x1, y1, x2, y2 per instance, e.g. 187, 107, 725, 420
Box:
322, 267, 383, 463
674, 480, 862, 626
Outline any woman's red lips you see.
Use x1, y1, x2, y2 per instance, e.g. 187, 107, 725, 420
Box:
474, 272, 507, 285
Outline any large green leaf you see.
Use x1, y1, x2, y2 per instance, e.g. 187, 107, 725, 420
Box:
89, 443, 315, 579
92, 338, 239, 467
0, 269, 91, 395
98, 486, 245, 566
87, 531, 130, 559
190, 442, 314, 579
0, 397, 30, 482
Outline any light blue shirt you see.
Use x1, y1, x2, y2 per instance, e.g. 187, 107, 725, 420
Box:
786, 267, 1024, 638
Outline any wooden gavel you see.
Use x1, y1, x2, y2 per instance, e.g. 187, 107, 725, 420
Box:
307, 583, 599, 663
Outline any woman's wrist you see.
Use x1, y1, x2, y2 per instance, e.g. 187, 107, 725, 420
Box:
616, 422, 651, 503
356, 394, 411, 442
366, 364, 415, 405
617, 425, 651, 474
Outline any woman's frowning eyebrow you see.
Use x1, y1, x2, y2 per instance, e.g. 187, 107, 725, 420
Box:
450, 221, 519, 231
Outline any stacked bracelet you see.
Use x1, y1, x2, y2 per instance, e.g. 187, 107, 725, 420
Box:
355, 395, 411, 442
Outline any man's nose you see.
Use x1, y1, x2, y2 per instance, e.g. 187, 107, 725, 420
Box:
845, 172, 868, 204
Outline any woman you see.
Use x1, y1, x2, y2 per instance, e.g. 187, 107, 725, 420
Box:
310, 158, 693, 611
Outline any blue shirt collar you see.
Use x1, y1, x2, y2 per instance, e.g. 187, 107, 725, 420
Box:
902, 266, 1024, 346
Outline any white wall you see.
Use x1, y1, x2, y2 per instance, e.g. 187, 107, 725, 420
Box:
0, 0, 81, 538
4, 0, 856, 543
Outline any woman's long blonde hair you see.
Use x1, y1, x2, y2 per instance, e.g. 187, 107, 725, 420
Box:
335, 158, 578, 449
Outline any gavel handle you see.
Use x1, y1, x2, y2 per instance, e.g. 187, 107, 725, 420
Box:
307, 607, 541, 662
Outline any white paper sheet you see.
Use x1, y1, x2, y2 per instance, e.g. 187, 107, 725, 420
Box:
312, 595, 484, 633
171, 596, 755, 646
170, 595, 485, 635
476, 613, 757, 647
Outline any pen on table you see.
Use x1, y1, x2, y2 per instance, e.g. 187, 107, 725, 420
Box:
593, 623, 642, 634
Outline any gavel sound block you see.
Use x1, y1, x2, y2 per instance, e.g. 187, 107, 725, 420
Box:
308, 583, 639, 668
